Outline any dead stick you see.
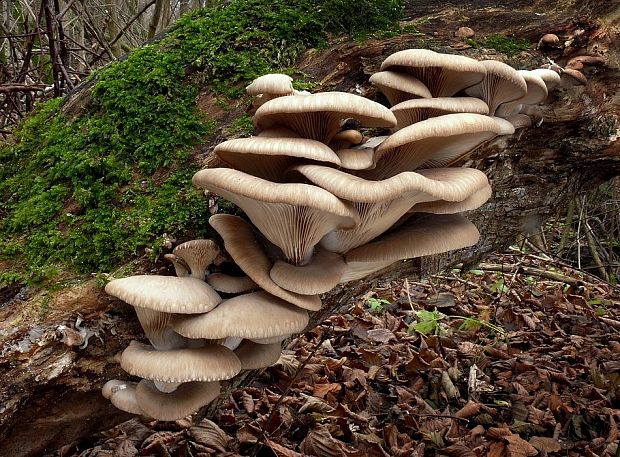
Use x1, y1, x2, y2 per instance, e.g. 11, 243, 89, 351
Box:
476, 263, 584, 287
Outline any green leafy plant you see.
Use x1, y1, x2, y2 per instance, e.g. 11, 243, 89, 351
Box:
366, 297, 391, 313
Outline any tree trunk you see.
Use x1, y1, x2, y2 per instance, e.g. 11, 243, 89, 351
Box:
0, 0, 619, 455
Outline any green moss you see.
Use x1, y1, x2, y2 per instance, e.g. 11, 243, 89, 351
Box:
0, 0, 404, 283
468, 35, 531, 57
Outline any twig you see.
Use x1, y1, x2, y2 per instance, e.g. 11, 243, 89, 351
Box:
476, 263, 584, 287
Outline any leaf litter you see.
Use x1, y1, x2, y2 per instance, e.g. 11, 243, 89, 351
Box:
60, 251, 619, 456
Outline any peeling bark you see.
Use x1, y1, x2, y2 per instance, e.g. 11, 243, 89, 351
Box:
0, 0, 619, 455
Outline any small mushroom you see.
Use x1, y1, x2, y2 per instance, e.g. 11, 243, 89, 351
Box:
369, 71, 432, 106
464, 60, 527, 115
455, 27, 475, 39
172, 239, 220, 281
234, 340, 283, 370
537, 33, 560, 49
102, 380, 144, 416
135, 380, 221, 421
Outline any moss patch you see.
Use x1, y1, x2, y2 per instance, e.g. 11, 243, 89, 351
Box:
0, 0, 404, 284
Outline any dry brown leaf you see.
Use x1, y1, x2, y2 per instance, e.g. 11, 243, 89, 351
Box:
488, 441, 507, 457
300, 425, 348, 457
236, 423, 261, 444
529, 436, 562, 453
441, 443, 477, 457
455, 400, 481, 419
190, 420, 231, 453
441, 370, 459, 399
313, 382, 342, 398
504, 434, 538, 457
266, 439, 303, 457
298, 395, 334, 414
367, 328, 396, 343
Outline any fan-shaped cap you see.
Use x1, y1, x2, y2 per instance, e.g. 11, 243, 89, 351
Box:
234, 340, 282, 370
270, 248, 346, 295
335, 136, 387, 170
530, 68, 561, 91
193, 168, 359, 265
380, 49, 487, 97
561, 68, 587, 86
367, 113, 514, 178
409, 183, 492, 214
135, 380, 221, 421
342, 214, 480, 281
102, 380, 144, 416
495, 70, 547, 118
209, 214, 322, 311
369, 71, 432, 106
121, 341, 241, 383
464, 60, 527, 115
172, 291, 309, 340
253, 92, 396, 144
206, 273, 258, 294
246, 73, 294, 96
172, 239, 219, 281
132, 307, 199, 351
214, 137, 341, 181
290, 165, 489, 254
506, 113, 533, 129
391, 97, 489, 131
105, 275, 222, 313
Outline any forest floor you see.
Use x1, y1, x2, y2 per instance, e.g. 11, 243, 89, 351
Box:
61, 248, 620, 457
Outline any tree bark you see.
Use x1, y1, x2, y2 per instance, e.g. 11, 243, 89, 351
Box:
0, 0, 619, 455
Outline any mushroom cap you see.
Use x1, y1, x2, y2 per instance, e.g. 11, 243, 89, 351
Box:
270, 248, 346, 295
253, 92, 397, 144
537, 33, 559, 48
257, 126, 301, 138
530, 68, 561, 91
164, 253, 190, 277
380, 49, 487, 97
369, 71, 432, 106
172, 239, 220, 281
102, 380, 144, 416
464, 60, 527, 115
329, 129, 364, 151
246, 73, 294, 96
234, 340, 282, 370
335, 136, 387, 170
214, 137, 341, 181
506, 113, 533, 129
341, 214, 480, 281
105, 275, 222, 314
172, 291, 309, 340
409, 183, 492, 214
209, 214, 322, 311
290, 164, 490, 204
120, 341, 241, 383
193, 168, 359, 265
390, 97, 490, 131
367, 113, 514, 178
135, 380, 221, 421
206, 273, 258, 294
516, 70, 548, 105
561, 68, 587, 86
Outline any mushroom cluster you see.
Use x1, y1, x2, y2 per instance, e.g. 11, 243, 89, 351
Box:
102, 49, 559, 421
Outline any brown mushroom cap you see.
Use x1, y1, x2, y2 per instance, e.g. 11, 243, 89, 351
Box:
464, 60, 527, 115
269, 248, 346, 295
390, 97, 490, 131
253, 92, 397, 144
369, 71, 432, 106
341, 214, 480, 281
172, 291, 309, 340
234, 340, 282, 370
209, 214, 322, 311
121, 341, 241, 383
206, 273, 258, 294
561, 68, 587, 86
365, 113, 514, 179
329, 129, 364, 151
506, 113, 533, 129
135, 380, 221, 421
105, 275, 222, 314
214, 137, 341, 181
102, 380, 144, 416
380, 49, 487, 97
193, 168, 359, 265
172, 239, 220, 281
246, 73, 294, 96
537, 33, 559, 49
